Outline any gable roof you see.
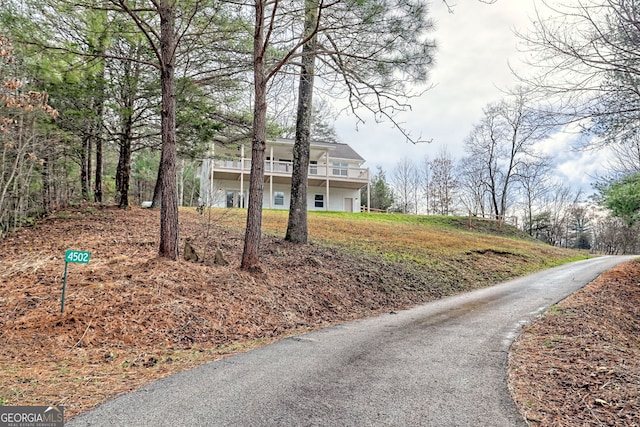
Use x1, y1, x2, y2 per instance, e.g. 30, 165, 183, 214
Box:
312, 141, 364, 162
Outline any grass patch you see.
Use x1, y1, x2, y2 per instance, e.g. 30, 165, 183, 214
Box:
190, 207, 585, 273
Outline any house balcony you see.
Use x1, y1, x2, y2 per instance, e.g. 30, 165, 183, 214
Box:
210, 159, 369, 190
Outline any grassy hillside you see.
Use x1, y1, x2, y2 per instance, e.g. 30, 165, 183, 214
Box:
0, 205, 584, 417
217, 208, 584, 283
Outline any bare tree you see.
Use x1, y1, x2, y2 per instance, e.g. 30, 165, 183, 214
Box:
533, 184, 581, 247
518, 0, 640, 144
464, 89, 553, 217
428, 147, 458, 215
421, 155, 432, 215
518, 155, 553, 235
391, 157, 420, 214
457, 154, 490, 216
606, 133, 640, 177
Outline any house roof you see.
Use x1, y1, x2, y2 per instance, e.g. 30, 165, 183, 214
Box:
270, 138, 365, 162
313, 141, 364, 162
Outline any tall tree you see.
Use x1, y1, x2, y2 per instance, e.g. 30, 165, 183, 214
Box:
238, 0, 435, 266
285, 0, 319, 244
89, 0, 224, 258
457, 154, 489, 216
283, 0, 436, 245
518, 156, 553, 235
428, 147, 458, 215
155, 0, 179, 259
241, 0, 325, 269
3, 2, 112, 204
421, 156, 432, 215
464, 89, 552, 217
390, 157, 419, 214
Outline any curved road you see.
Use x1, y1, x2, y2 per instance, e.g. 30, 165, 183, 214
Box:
69, 256, 635, 427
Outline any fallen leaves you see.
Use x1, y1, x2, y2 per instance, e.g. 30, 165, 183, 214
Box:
0, 205, 625, 423
509, 259, 640, 426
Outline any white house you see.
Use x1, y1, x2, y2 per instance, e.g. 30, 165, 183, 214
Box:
199, 138, 370, 212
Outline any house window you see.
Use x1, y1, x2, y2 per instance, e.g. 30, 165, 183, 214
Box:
310, 160, 318, 175
332, 162, 348, 176
279, 159, 292, 172
274, 191, 285, 206
314, 194, 324, 208
226, 191, 243, 208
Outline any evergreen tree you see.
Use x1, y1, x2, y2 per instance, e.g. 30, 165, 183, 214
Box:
362, 166, 394, 211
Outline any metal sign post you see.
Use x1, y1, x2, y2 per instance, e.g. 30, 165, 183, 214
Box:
61, 249, 91, 313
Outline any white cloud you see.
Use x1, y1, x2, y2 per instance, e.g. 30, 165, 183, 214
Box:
332, 0, 611, 193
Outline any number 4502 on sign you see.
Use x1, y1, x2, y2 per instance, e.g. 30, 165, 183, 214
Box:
65, 249, 91, 264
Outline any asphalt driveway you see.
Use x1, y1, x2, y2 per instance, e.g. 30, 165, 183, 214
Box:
68, 255, 635, 427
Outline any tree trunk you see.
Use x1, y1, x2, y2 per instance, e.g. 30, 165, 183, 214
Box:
87, 4, 108, 204
41, 153, 51, 214
151, 163, 162, 208
115, 57, 134, 210
241, 0, 268, 270
157, 1, 179, 260
115, 135, 131, 209
80, 135, 90, 200
94, 134, 103, 203
93, 72, 106, 204
285, 0, 318, 244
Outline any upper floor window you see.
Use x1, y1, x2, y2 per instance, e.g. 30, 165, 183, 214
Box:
332, 162, 348, 176
310, 160, 318, 175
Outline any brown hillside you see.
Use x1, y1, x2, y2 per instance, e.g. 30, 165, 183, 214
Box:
0, 205, 637, 425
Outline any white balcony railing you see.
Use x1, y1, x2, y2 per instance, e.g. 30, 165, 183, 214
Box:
211, 159, 368, 181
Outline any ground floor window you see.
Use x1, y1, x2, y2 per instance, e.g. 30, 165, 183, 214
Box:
314, 194, 324, 208
226, 191, 244, 208
274, 191, 285, 206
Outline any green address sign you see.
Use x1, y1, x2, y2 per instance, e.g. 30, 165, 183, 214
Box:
65, 249, 91, 264
61, 249, 91, 313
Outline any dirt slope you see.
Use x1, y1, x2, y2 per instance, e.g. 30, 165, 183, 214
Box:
0, 205, 638, 425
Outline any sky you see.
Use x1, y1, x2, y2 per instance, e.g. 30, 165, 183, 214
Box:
332, 0, 612, 196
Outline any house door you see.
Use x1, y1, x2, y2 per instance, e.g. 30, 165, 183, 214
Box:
226, 191, 235, 208
344, 197, 354, 212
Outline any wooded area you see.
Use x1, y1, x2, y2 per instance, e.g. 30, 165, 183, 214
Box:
0, 0, 435, 269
